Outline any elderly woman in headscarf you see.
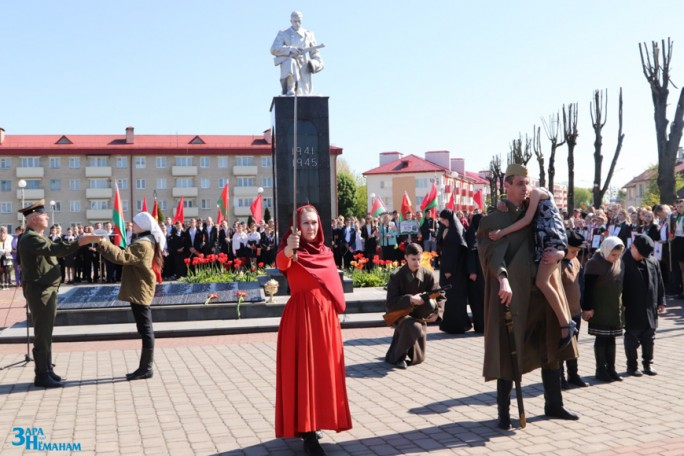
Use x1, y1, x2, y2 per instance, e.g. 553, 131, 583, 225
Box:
90, 212, 166, 381
465, 213, 485, 333
436, 209, 471, 333
581, 236, 625, 383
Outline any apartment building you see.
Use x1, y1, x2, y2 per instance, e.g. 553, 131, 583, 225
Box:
0, 127, 335, 230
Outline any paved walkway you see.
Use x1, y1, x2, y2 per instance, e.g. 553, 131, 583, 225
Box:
1, 286, 684, 455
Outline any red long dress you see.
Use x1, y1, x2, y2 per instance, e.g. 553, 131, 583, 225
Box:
275, 250, 352, 437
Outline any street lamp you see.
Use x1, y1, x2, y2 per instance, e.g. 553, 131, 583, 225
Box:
17, 179, 26, 228
50, 200, 56, 225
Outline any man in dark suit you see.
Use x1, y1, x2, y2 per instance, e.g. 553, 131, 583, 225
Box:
184, 218, 204, 258
201, 217, 219, 255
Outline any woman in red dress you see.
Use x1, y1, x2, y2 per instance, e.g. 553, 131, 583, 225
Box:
275, 205, 352, 455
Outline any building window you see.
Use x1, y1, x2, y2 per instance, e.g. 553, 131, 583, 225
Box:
116, 157, 128, 168
69, 157, 80, 169
200, 178, 210, 189
0, 202, 12, 213
69, 180, 80, 191
261, 177, 273, 188
183, 199, 195, 208
235, 156, 255, 166
136, 200, 143, 211
136, 179, 146, 190
51, 201, 62, 212
69, 201, 81, 212
201, 199, 211, 210
0, 180, 11, 192
379, 181, 385, 189
116, 179, 128, 190
175, 178, 193, 188
90, 200, 110, 210
135, 157, 146, 169
156, 157, 167, 168
25, 179, 41, 190
175, 156, 193, 167
638, 184, 643, 197
87, 157, 109, 167
199, 157, 210, 168
89, 179, 109, 189
159, 200, 167, 210
49, 157, 61, 169
236, 177, 256, 187
156, 178, 168, 189
217, 157, 228, 168
237, 198, 252, 208
263, 197, 273, 209
0, 158, 10, 169
261, 156, 272, 167
416, 178, 428, 188
218, 178, 229, 188
49, 179, 61, 191
20, 157, 40, 167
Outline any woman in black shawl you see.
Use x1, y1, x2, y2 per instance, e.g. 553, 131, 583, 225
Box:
465, 213, 485, 333
436, 209, 471, 333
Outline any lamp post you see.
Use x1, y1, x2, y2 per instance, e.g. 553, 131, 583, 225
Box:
50, 200, 56, 225
17, 179, 26, 228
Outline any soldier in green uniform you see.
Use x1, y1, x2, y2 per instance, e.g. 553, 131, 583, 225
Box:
477, 165, 579, 429
17, 200, 93, 388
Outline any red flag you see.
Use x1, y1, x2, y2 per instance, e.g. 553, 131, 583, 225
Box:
173, 196, 185, 224
216, 207, 225, 225
250, 193, 263, 224
151, 199, 159, 221
141, 196, 148, 213
112, 182, 127, 248
420, 182, 438, 213
473, 189, 483, 211
217, 183, 229, 224
399, 191, 412, 222
446, 191, 455, 211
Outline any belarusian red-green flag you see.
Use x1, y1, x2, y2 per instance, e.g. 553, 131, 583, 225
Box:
370, 195, 387, 217
398, 191, 412, 222
420, 181, 438, 214
112, 182, 127, 248
217, 182, 229, 223
173, 196, 185, 224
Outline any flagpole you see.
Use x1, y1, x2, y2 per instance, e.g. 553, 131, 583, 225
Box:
291, 90, 298, 262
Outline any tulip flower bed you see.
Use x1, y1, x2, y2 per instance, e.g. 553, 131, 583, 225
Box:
180, 253, 269, 284
345, 251, 439, 288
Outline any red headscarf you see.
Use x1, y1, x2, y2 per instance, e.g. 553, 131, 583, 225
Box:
277, 205, 345, 313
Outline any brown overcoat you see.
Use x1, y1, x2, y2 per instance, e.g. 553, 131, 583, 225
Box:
97, 235, 157, 305
477, 201, 577, 382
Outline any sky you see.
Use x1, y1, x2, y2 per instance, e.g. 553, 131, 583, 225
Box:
3, 1, 684, 194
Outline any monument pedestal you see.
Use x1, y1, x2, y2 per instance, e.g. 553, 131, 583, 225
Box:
270, 96, 335, 245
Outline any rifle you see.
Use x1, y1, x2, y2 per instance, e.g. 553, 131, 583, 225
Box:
383, 284, 451, 326
503, 304, 526, 428
296, 43, 325, 54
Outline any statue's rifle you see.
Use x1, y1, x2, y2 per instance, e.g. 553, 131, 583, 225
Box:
503, 304, 526, 428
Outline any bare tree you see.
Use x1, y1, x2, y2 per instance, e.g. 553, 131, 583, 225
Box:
542, 112, 566, 192
639, 38, 684, 204
508, 134, 532, 166
488, 155, 504, 204
590, 88, 625, 208
532, 125, 545, 187
563, 103, 579, 214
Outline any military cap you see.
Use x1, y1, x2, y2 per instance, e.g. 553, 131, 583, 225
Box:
505, 163, 528, 178
18, 199, 46, 216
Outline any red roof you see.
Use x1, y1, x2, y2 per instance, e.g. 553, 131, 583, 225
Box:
464, 171, 489, 185
363, 154, 447, 175
0, 133, 343, 156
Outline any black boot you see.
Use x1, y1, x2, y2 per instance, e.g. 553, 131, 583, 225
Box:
606, 339, 623, 381
33, 349, 63, 388
566, 358, 589, 387
594, 338, 612, 382
542, 368, 579, 420
127, 348, 154, 381
302, 432, 327, 456
560, 363, 571, 390
642, 342, 658, 375
47, 350, 63, 382
496, 379, 512, 429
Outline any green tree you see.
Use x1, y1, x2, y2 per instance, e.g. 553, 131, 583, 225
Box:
337, 171, 357, 218
641, 164, 684, 208
263, 207, 271, 223
354, 184, 367, 218
247, 215, 254, 227
573, 187, 592, 208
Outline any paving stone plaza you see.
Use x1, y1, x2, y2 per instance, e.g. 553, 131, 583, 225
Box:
1, 286, 684, 455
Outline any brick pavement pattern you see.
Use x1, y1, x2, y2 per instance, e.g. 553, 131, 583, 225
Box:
1, 285, 684, 455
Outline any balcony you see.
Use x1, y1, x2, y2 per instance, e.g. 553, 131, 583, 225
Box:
86, 209, 112, 220
234, 206, 252, 216
182, 207, 199, 218
16, 189, 45, 200
16, 167, 44, 179
86, 188, 113, 199
232, 165, 258, 176
232, 186, 259, 197
172, 166, 198, 176
172, 187, 198, 198
85, 166, 112, 178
